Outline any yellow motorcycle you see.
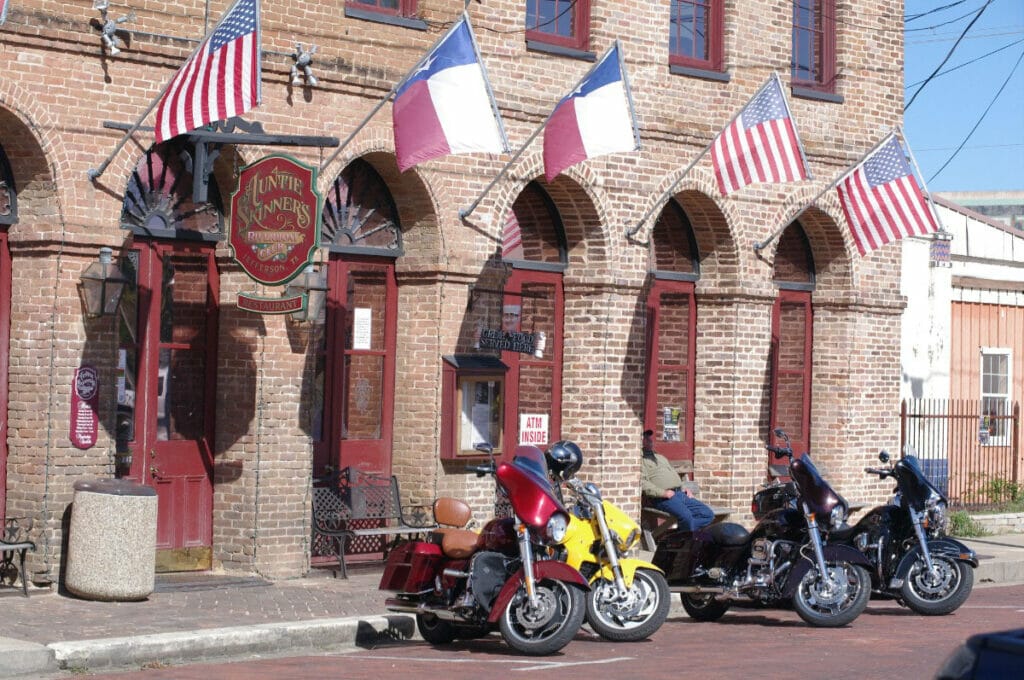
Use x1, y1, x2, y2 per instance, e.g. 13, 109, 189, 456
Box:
546, 441, 671, 641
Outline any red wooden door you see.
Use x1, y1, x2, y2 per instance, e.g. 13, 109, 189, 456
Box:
501, 269, 563, 457
313, 257, 397, 477
644, 278, 697, 462
129, 241, 218, 570
770, 289, 813, 458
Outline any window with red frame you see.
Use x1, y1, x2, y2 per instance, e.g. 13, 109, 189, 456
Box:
347, 0, 416, 18
526, 0, 590, 52
792, 0, 836, 92
669, 0, 724, 72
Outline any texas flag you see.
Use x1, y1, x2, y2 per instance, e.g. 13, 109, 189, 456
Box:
542, 43, 639, 182
393, 16, 508, 173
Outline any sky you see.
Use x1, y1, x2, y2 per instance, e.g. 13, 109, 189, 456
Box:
903, 0, 1024, 193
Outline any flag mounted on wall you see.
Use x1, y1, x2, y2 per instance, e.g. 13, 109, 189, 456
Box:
711, 73, 808, 195
542, 41, 640, 183
393, 16, 509, 173
837, 132, 939, 257
154, 0, 261, 143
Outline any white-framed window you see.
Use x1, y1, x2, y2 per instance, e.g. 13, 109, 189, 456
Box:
980, 348, 1012, 446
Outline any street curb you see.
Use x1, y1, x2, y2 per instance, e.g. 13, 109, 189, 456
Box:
45, 614, 418, 674
0, 637, 57, 677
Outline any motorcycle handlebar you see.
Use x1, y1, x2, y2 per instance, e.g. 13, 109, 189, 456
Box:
766, 445, 792, 459
863, 467, 891, 477
466, 464, 496, 477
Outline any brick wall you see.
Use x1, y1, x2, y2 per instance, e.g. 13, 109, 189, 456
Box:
1, 0, 905, 579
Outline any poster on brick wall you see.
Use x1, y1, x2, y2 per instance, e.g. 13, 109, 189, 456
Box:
70, 365, 99, 449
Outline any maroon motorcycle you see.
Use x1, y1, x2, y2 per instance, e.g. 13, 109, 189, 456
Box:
379, 443, 588, 655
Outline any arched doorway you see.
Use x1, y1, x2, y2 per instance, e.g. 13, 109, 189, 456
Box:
644, 199, 700, 463
312, 159, 402, 479
118, 140, 222, 571
769, 223, 815, 459
499, 182, 566, 455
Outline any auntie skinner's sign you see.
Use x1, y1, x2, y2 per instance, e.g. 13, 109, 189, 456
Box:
230, 155, 321, 288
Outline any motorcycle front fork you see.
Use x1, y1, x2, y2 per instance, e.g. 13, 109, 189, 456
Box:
516, 520, 539, 607
591, 502, 630, 596
909, 508, 937, 574
803, 508, 835, 587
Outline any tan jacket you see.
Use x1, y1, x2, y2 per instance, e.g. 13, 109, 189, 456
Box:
641, 451, 682, 498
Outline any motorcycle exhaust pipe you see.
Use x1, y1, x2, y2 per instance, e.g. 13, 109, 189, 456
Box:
383, 598, 471, 622
668, 585, 727, 594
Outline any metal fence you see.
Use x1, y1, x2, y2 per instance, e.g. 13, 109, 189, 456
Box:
900, 399, 1021, 508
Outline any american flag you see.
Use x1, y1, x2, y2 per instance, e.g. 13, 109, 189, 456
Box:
711, 76, 807, 195
154, 0, 261, 143
501, 211, 524, 260
837, 134, 938, 257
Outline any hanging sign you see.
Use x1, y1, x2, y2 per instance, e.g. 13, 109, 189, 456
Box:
229, 154, 322, 287
70, 365, 99, 450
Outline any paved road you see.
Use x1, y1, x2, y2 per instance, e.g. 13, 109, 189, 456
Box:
61, 583, 1024, 680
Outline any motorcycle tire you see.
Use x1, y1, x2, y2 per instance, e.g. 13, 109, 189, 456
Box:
586, 568, 671, 642
417, 613, 457, 645
680, 592, 730, 622
901, 555, 974, 616
792, 561, 871, 628
499, 578, 586, 656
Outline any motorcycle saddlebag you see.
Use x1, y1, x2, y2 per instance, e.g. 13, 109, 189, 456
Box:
379, 541, 442, 592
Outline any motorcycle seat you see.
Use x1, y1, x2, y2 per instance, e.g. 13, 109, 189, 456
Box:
431, 497, 480, 559
705, 521, 750, 546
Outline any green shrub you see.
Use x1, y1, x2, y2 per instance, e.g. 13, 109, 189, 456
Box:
948, 510, 989, 537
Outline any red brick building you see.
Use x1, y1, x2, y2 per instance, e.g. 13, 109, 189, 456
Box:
1, 0, 906, 582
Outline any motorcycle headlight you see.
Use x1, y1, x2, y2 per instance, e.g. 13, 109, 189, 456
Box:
925, 499, 948, 535
829, 505, 847, 530
546, 511, 569, 543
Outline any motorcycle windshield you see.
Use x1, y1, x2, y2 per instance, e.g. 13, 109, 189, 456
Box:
896, 456, 944, 509
791, 454, 848, 516
497, 445, 566, 531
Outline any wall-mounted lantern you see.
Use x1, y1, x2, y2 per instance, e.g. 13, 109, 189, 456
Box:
284, 264, 328, 323
79, 247, 128, 317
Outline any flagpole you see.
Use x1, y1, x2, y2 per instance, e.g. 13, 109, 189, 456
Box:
897, 125, 947, 235
752, 131, 895, 252
626, 74, 775, 238
87, 0, 250, 182
461, 43, 619, 219
617, 39, 641, 152
773, 72, 813, 180
320, 14, 471, 174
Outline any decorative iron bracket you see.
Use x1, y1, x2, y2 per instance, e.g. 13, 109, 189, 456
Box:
102, 117, 339, 203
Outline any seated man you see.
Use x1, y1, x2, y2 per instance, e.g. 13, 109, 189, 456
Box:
641, 429, 714, 532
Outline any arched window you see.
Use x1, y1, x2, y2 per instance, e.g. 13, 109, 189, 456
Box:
770, 223, 815, 457
500, 182, 566, 455
321, 159, 402, 254
645, 199, 700, 462
120, 140, 223, 238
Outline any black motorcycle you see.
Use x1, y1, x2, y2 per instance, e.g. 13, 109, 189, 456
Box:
839, 450, 978, 615
652, 429, 873, 627
752, 448, 979, 616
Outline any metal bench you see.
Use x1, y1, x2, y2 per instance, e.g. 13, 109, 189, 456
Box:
1, 517, 35, 597
312, 468, 435, 579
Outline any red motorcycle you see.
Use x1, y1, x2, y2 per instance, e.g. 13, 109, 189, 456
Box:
379, 443, 588, 655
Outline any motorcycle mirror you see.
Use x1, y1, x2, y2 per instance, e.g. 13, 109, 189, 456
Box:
878, 450, 890, 463
773, 428, 790, 444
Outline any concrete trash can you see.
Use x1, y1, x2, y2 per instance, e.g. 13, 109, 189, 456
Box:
65, 478, 158, 601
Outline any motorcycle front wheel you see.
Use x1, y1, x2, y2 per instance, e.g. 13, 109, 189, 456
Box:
901, 555, 974, 615
792, 561, 871, 627
499, 578, 586, 655
586, 568, 671, 641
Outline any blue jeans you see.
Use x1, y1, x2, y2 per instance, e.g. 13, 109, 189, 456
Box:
651, 490, 715, 532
